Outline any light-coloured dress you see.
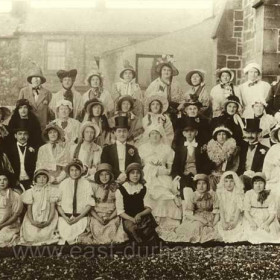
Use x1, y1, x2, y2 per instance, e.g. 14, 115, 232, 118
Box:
79, 183, 127, 244
175, 188, 219, 243
0, 189, 23, 247
57, 177, 95, 244
216, 189, 245, 242
20, 184, 59, 245
243, 189, 280, 244
239, 80, 271, 118
139, 142, 182, 240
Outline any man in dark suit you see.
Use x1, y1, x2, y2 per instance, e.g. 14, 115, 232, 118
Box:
171, 118, 210, 198
238, 118, 269, 191
6, 119, 37, 192
101, 116, 141, 183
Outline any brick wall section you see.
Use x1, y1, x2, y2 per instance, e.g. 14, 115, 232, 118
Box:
215, 0, 243, 85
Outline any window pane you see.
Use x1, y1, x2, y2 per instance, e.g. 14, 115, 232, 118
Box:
47, 41, 66, 70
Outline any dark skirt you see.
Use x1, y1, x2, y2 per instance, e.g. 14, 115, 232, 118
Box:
123, 214, 158, 243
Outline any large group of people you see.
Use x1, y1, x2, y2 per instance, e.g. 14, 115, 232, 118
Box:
1, 55, 280, 246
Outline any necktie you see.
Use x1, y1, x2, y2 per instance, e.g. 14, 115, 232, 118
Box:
249, 143, 257, 151
18, 144, 26, 153
72, 179, 78, 215
33, 87, 40, 95
51, 143, 57, 157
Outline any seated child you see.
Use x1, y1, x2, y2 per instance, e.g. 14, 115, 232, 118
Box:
0, 172, 23, 247
175, 174, 219, 243
57, 159, 95, 244
115, 163, 159, 243
243, 172, 280, 244
216, 171, 245, 243
20, 169, 59, 245
79, 163, 127, 244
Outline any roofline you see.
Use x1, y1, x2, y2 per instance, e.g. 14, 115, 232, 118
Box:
211, 0, 228, 39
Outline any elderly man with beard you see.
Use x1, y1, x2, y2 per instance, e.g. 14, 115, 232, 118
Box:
238, 118, 269, 191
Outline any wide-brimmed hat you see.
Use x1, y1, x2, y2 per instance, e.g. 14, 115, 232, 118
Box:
144, 94, 169, 114
155, 55, 179, 76
251, 99, 267, 107
27, 66, 46, 84
66, 159, 84, 175
224, 95, 242, 110
216, 67, 234, 82
85, 98, 105, 116
57, 69, 77, 81
125, 162, 144, 180
0, 106, 11, 121
33, 169, 50, 183
42, 123, 65, 142
94, 163, 114, 184
243, 119, 262, 133
120, 60, 136, 79
86, 70, 103, 85
193, 173, 209, 184
16, 99, 33, 111
251, 172, 266, 184
185, 69, 205, 86
270, 124, 280, 143
212, 125, 233, 139
56, 99, 73, 112
113, 116, 130, 129
243, 63, 261, 75
79, 121, 100, 142
116, 95, 134, 111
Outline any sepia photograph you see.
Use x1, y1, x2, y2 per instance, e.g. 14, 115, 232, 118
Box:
1, 0, 280, 278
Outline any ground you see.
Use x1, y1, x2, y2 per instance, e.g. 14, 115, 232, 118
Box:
1, 242, 280, 279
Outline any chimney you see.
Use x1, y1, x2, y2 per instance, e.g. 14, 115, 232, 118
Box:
11, 0, 29, 18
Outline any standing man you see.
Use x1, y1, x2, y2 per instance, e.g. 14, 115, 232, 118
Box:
18, 65, 52, 130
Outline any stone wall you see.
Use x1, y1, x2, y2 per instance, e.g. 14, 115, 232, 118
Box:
0, 38, 20, 105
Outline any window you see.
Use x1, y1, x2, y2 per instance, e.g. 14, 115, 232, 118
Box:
136, 54, 173, 89
46, 41, 66, 70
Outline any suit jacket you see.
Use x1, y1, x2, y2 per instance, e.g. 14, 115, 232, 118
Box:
6, 143, 37, 181
101, 143, 141, 179
18, 85, 53, 129
171, 144, 211, 178
237, 142, 269, 175
266, 80, 280, 115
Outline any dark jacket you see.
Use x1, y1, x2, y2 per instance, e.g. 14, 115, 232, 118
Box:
266, 81, 280, 115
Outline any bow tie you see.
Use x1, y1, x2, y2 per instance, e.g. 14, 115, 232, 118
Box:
184, 141, 198, 148
248, 80, 258, 87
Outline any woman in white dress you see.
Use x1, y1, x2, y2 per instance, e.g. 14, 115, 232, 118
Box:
36, 123, 69, 186
239, 63, 271, 118
138, 124, 182, 241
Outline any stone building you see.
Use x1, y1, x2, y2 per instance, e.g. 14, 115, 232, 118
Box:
1, 0, 280, 105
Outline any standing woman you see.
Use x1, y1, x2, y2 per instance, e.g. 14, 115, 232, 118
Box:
183, 69, 210, 118
8, 99, 43, 149
207, 126, 239, 191
82, 98, 111, 147
18, 64, 53, 129
70, 121, 102, 180
210, 67, 242, 118
239, 63, 271, 118
82, 70, 114, 117
0, 172, 23, 247
145, 55, 183, 112
112, 60, 144, 118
